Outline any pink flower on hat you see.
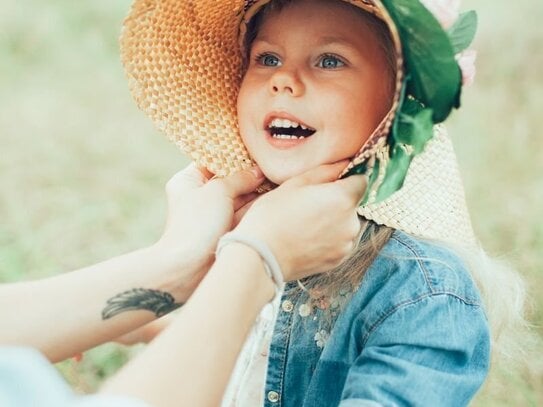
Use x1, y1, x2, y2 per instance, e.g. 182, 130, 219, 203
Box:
419, 0, 461, 29
456, 49, 477, 87
420, 0, 477, 86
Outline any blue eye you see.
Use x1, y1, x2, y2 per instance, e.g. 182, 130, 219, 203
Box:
318, 55, 345, 69
256, 53, 281, 67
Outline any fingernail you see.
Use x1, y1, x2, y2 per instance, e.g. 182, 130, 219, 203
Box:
251, 166, 264, 178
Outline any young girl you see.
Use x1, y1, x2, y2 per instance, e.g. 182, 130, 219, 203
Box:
120, 0, 527, 405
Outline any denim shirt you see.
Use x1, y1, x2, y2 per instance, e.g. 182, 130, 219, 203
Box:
263, 231, 490, 407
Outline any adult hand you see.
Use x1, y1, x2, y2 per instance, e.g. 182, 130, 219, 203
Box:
100, 163, 364, 407
155, 163, 265, 292
233, 161, 366, 281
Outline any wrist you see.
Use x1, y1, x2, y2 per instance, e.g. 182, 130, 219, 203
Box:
217, 232, 285, 298
232, 223, 292, 280
213, 243, 275, 306
147, 242, 208, 302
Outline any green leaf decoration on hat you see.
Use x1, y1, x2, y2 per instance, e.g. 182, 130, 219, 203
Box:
382, 0, 462, 122
354, 0, 477, 205
393, 98, 434, 154
448, 11, 478, 54
374, 96, 434, 203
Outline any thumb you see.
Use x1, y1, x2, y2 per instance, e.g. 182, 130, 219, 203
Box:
214, 166, 265, 198
286, 160, 349, 187
166, 163, 208, 193
334, 174, 367, 206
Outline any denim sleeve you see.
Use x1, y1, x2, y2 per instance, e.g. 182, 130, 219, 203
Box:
339, 294, 490, 407
0, 347, 151, 407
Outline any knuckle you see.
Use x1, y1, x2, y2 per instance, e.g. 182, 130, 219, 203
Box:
349, 218, 361, 238
341, 241, 353, 255
327, 253, 347, 270
328, 244, 349, 262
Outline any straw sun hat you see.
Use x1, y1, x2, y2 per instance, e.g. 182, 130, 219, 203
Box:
120, 0, 479, 247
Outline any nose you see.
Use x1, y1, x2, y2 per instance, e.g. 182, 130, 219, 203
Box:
269, 68, 305, 97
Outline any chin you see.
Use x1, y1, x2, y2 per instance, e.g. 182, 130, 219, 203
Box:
260, 164, 310, 185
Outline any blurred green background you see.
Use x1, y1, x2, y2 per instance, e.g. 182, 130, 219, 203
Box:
1, 0, 541, 404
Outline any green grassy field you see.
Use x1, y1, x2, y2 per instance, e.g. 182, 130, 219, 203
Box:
1, 0, 542, 404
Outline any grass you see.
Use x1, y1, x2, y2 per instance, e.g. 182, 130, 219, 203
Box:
1, 0, 542, 404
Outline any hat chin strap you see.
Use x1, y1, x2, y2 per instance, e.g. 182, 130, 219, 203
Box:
358, 125, 477, 248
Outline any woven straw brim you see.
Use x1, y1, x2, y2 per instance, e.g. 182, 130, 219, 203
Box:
121, 0, 253, 176
120, 0, 403, 177
120, 0, 476, 248
358, 125, 476, 247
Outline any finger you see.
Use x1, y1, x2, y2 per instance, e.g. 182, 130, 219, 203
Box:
197, 165, 215, 181
334, 174, 368, 205
350, 217, 365, 250
166, 163, 208, 192
213, 166, 265, 198
233, 192, 260, 212
286, 160, 349, 187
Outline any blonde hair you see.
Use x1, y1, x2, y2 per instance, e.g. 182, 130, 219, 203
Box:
297, 219, 393, 297
442, 242, 533, 365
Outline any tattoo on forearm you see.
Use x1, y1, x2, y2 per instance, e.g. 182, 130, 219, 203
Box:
102, 288, 183, 320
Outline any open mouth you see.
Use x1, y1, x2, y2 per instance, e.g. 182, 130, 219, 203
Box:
266, 118, 316, 140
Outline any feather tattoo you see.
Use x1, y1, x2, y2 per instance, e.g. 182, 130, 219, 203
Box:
102, 288, 183, 320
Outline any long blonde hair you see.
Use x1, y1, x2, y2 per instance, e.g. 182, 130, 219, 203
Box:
443, 242, 533, 365
296, 219, 393, 297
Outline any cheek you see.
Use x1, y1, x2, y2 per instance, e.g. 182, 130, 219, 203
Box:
327, 93, 370, 137
321, 99, 376, 158
236, 88, 259, 158
237, 77, 260, 119
236, 87, 251, 137
335, 86, 387, 136
237, 73, 258, 106
236, 84, 247, 124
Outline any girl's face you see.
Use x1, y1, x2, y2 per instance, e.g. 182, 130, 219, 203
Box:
237, 0, 394, 184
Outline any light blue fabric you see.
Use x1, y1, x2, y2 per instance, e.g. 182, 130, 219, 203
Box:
264, 231, 490, 407
0, 347, 151, 407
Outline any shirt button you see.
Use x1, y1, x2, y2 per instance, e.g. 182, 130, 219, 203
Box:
281, 300, 294, 313
267, 390, 280, 403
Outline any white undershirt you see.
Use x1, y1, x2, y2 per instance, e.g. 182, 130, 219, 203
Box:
221, 297, 280, 407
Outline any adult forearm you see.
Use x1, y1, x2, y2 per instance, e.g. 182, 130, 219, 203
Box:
102, 243, 274, 407
0, 244, 199, 362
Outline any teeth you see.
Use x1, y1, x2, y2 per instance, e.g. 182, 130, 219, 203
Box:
269, 118, 303, 129
272, 134, 306, 140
